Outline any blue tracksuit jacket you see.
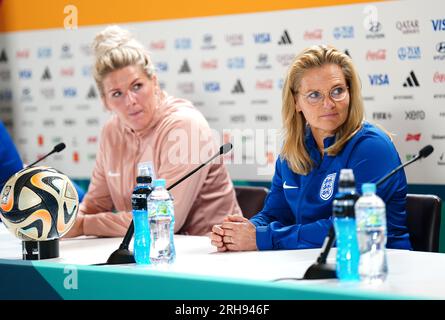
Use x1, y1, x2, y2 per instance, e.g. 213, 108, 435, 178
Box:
251, 122, 412, 251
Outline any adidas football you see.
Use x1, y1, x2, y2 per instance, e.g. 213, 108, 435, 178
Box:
0, 166, 79, 241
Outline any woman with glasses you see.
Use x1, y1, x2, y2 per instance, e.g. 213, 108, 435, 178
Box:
210, 45, 411, 252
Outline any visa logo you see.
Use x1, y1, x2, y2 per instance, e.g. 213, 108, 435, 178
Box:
253, 33, 271, 43
368, 74, 389, 86
204, 82, 220, 92
0, 90, 12, 101
63, 88, 77, 97
155, 62, 168, 72
19, 69, 32, 79
432, 19, 445, 31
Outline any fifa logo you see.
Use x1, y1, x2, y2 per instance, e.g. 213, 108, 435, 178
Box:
1, 186, 10, 205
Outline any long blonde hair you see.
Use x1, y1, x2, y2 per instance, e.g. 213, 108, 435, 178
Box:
92, 25, 156, 97
281, 45, 364, 175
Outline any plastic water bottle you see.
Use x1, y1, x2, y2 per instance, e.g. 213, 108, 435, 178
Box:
131, 163, 152, 265
148, 179, 175, 265
355, 183, 388, 283
332, 168, 360, 281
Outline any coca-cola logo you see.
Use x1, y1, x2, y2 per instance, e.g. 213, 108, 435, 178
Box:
366, 49, 386, 61
433, 72, 445, 83
303, 29, 322, 40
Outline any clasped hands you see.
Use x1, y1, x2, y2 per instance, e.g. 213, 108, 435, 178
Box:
210, 214, 258, 252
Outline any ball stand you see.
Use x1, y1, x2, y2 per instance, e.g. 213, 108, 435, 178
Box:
22, 239, 59, 260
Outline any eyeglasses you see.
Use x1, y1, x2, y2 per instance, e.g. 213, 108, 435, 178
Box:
297, 85, 349, 106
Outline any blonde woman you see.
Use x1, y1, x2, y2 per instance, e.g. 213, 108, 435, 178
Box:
65, 26, 241, 238
211, 45, 411, 252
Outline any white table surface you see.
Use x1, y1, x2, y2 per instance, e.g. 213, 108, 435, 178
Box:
1, 223, 445, 299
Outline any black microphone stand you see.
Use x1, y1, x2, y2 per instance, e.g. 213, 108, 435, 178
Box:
301, 145, 434, 280
27, 143, 66, 167
97, 143, 233, 266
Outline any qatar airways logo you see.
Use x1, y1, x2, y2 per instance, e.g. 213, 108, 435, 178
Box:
303, 29, 322, 40
225, 34, 243, 46
0, 70, 10, 81
177, 82, 194, 94
276, 54, 294, 68
366, 49, 386, 61
396, 20, 419, 34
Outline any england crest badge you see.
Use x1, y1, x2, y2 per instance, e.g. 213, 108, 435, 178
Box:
320, 173, 337, 201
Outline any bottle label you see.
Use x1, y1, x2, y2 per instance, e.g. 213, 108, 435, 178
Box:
132, 192, 148, 211
149, 201, 172, 217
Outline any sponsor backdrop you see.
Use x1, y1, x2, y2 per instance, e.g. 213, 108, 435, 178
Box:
0, 0, 444, 185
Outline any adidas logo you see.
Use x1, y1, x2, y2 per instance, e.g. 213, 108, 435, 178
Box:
0, 49, 7, 63
179, 60, 191, 73
278, 30, 292, 45
403, 71, 420, 87
41, 67, 52, 80
231, 79, 244, 94
87, 85, 97, 99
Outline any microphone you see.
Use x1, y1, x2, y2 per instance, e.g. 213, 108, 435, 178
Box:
27, 142, 66, 167
375, 145, 433, 186
96, 143, 233, 266
302, 145, 434, 280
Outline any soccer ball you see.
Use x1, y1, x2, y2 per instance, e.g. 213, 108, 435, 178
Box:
0, 166, 79, 241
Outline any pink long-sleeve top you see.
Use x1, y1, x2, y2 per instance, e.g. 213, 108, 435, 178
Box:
74, 95, 241, 237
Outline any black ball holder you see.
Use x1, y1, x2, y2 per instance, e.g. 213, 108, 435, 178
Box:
22, 239, 59, 260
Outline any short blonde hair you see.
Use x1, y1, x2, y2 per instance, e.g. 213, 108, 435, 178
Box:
281, 45, 364, 175
92, 25, 155, 96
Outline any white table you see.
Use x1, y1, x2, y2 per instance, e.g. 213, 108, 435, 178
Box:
1, 224, 444, 299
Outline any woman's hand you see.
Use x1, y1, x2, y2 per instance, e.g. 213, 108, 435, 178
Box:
209, 215, 258, 252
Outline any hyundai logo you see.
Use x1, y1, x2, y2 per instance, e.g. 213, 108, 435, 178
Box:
368, 21, 382, 33
437, 42, 445, 54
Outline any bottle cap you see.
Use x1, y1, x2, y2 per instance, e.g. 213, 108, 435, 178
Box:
339, 168, 355, 188
361, 183, 376, 194
153, 179, 166, 188
137, 163, 150, 177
